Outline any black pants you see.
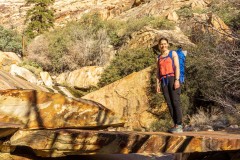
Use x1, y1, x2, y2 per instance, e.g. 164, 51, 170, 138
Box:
161, 76, 182, 125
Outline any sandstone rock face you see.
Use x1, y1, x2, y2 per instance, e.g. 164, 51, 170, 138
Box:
40, 72, 53, 86
0, 0, 214, 33
115, 0, 196, 20
0, 51, 21, 71
126, 26, 195, 49
0, 0, 136, 31
56, 66, 104, 89
10, 64, 38, 84
0, 89, 123, 129
54, 0, 135, 25
0, 70, 47, 91
83, 67, 167, 131
0, 0, 28, 31
0, 0, 183, 32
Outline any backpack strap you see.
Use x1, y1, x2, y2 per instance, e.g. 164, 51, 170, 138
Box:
168, 50, 175, 70
169, 50, 173, 59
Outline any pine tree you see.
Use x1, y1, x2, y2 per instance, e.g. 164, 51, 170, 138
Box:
25, 0, 55, 38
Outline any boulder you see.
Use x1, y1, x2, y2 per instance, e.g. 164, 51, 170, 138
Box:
0, 89, 124, 129
83, 67, 167, 131
56, 66, 104, 89
0, 122, 20, 139
40, 72, 53, 86
0, 51, 21, 71
10, 64, 38, 84
167, 11, 179, 22
55, 72, 68, 85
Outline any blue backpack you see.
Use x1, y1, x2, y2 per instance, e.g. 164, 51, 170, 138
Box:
169, 48, 186, 84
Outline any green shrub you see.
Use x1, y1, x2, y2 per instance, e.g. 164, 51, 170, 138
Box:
124, 16, 154, 35
80, 13, 105, 33
0, 26, 22, 55
176, 6, 193, 18
150, 18, 176, 30
46, 30, 71, 72
104, 20, 125, 47
150, 116, 172, 132
228, 13, 240, 32
192, 8, 207, 14
181, 92, 190, 118
98, 48, 155, 87
19, 60, 43, 76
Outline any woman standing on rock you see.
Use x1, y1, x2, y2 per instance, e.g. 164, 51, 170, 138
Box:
156, 37, 183, 133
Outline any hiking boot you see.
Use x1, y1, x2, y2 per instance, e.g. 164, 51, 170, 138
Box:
168, 125, 176, 133
170, 125, 183, 133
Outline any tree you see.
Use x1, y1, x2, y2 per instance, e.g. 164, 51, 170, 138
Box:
25, 0, 55, 38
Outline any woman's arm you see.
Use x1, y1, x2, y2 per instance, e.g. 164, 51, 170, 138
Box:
156, 57, 161, 93
172, 51, 180, 89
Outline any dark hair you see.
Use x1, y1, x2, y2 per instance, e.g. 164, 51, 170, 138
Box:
158, 37, 169, 44
177, 45, 182, 49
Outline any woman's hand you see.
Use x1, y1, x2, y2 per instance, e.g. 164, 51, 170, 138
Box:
174, 80, 180, 89
156, 85, 162, 93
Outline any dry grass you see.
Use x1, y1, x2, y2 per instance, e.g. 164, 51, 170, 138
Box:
187, 107, 229, 130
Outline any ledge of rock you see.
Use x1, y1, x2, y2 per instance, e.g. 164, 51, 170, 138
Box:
0, 70, 47, 91
8, 129, 240, 157
125, 26, 195, 49
0, 89, 124, 129
0, 122, 21, 139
